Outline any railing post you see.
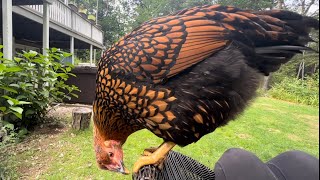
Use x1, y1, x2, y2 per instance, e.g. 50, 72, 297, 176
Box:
94, 49, 97, 65
2, 0, 13, 59
90, 44, 93, 66
43, 1, 51, 56
70, 36, 75, 65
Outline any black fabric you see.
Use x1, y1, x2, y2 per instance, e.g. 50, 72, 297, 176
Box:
133, 151, 215, 180
214, 148, 277, 180
214, 148, 319, 180
266, 150, 319, 180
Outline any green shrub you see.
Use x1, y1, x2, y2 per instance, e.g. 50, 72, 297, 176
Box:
0, 121, 27, 146
0, 47, 79, 145
268, 73, 319, 107
271, 53, 319, 85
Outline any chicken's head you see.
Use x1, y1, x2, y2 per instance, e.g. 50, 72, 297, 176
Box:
94, 140, 129, 174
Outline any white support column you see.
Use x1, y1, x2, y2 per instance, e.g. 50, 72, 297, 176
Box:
101, 49, 104, 57
93, 49, 97, 65
2, 0, 13, 59
43, 1, 50, 56
96, 0, 99, 24
70, 36, 74, 64
12, 36, 16, 53
90, 44, 93, 66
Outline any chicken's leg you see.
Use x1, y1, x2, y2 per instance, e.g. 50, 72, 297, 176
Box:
133, 141, 176, 173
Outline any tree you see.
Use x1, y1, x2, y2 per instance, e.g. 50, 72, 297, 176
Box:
285, 0, 319, 15
262, 0, 283, 91
270, 1, 319, 88
72, 0, 133, 46
130, 0, 212, 29
214, 0, 274, 10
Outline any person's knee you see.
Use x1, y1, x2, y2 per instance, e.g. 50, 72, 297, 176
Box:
267, 150, 319, 180
214, 148, 275, 180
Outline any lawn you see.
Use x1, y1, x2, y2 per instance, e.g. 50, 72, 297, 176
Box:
0, 97, 319, 179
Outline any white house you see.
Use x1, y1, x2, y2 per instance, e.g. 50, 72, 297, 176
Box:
1, 0, 105, 64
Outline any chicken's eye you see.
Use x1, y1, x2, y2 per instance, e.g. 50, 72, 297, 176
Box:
108, 152, 114, 157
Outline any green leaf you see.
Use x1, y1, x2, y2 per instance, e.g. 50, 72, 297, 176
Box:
0, 86, 18, 93
7, 100, 14, 106
6, 66, 22, 72
67, 72, 76, 77
40, 91, 50, 98
56, 73, 68, 80
63, 52, 72, 57
14, 57, 22, 62
66, 67, 72, 72
65, 62, 74, 68
12, 111, 22, 119
0, 107, 6, 112
29, 50, 38, 57
16, 95, 27, 100
0, 64, 6, 71
4, 123, 14, 130
9, 83, 20, 88
64, 95, 71, 100
25, 83, 34, 87
32, 58, 46, 64
52, 54, 62, 61
18, 128, 28, 136
17, 101, 32, 105
70, 93, 79, 98
2, 95, 20, 106
9, 106, 23, 114
51, 47, 58, 53
25, 109, 35, 116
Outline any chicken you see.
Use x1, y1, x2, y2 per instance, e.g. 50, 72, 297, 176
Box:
93, 5, 319, 174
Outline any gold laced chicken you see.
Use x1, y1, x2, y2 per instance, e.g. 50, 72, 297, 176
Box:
92, 4, 319, 174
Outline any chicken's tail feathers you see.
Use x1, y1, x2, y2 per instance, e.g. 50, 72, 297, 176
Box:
253, 10, 319, 47
252, 45, 318, 75
172, 5, 319, 75
255, 10, 319, 32
255, 45, 317, 54
246, 10, 319, 75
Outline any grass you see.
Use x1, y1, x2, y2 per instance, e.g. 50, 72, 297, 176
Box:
0, 97, 319, 179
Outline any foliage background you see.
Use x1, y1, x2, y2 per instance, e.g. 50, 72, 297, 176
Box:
0, 48, 79, 145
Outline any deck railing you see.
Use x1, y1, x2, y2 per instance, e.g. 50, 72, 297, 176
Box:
25, 0, 103, 45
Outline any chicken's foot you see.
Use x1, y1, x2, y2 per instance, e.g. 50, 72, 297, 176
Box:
133, 141, 176, 173
142, 147, 157, 156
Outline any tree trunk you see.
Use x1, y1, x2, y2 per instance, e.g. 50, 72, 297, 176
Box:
262, 76, 271, 92
72, 108, 92, 130
277, 0, 284, 9
0, 113, 4, 142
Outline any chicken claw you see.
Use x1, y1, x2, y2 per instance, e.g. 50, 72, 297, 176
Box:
133, 141, 175, 173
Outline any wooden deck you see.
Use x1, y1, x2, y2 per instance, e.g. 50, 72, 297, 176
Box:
12, 0, 104, 48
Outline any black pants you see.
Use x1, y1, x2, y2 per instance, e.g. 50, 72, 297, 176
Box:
214, 148, 319, 180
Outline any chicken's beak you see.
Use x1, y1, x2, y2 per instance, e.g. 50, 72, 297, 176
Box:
118, 160, 130, 175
